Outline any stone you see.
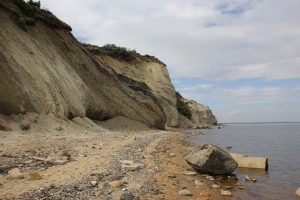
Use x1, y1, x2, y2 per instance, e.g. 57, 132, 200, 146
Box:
295, 187, 300, 197
120, 160, 134, 165
244, 175, 251, 181
24, 171, 42, 181
178, 189, 193, 196
7, 168, 24, 180
122, 163, 143, 171
212, 184, 220, 189
238, 185, 245, 190
170, 153, 176, 157
221, 190, 232, 196
195, 180, 204, 186
185, 144, 237, 175
200, 191, 211, 197
182, 171, 197, 176
90, 181, 97, 186
52, 160, 69, 165
109, 180, 122, 188
120, 192, 135, 200
224, 185, 233, 189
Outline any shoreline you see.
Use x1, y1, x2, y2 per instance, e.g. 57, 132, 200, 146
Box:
0, 114, 224, 199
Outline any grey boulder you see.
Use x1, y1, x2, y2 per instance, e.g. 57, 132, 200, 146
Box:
184, 144, 237, 175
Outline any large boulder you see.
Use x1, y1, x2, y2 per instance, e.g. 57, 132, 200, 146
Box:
184, 144, 237, 175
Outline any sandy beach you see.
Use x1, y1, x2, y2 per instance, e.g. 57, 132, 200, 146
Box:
0, 113, 227, 199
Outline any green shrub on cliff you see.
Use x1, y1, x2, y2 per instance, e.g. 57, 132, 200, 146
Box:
84, 44, 137, 61
1, 0, 71, 31
176, 92, 192, 120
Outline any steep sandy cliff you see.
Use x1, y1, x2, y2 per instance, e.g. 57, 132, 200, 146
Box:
0, 1, 165, 129
0, 0, 217, 129
86, 47, 179, 127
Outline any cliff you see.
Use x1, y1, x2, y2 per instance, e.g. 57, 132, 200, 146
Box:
0, 0, 165, 129
0, 0, 217, 129
84, 44, 180, 127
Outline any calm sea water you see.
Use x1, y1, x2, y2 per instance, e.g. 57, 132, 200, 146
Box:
184, 123, 300, 200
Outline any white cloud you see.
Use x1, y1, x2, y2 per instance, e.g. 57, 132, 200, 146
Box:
41, 0, 300, 81
39, 0, 300, 122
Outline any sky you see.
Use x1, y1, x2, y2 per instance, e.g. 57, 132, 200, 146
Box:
40, 0, 300, 123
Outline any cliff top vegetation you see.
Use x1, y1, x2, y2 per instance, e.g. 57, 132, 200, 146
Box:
0, 0, 71, 31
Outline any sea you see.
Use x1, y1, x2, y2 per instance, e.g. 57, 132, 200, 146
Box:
183, 123, 300, 200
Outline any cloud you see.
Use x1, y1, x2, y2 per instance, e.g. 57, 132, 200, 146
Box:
40, 0, 300, 122
41, 0, 300, 81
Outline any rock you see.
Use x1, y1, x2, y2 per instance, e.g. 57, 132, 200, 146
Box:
200, 191, 211, 197
178, 189, 193, 196
122, 163, 143, 171
296, 187, 300, 197
24, 171, 42, 181
195, 180, 204, 186
169, 153, 176, 157
57, 150, 71, 158
238, 185, 245, 190
244, 175, 256, 182
212, 184, 220, 189
224, 185, 233, 189
90, 181, 97, 186
52, 160, 69, 165
7, 168, 24, 180
120, 160, 134, 165
221, 190, 232, 196
109, 180, 122, 188
244, 175, 251, 181
120, 192, 135, 200
185, 144, 237, 175
230, 153, 268, 170
182, 171, 197, 176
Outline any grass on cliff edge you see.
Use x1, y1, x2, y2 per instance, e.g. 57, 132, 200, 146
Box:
83, 43, 166, 65
176, 92, 192, 120
84, 44, 137, 62
0, 0, 71, 31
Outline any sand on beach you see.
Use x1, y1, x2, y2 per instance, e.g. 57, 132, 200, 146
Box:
0, 113, 223, 199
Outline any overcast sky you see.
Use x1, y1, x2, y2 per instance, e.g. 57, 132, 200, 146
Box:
41, 0, 300, 122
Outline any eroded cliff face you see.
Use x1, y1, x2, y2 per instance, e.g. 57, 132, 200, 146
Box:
0, 0, 217, 129
183, 99, 218, 128
88, 51, 180, 127
0, 1, 165, 129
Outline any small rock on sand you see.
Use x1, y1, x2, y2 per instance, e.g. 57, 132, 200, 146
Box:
122, 163, 143, 171
221, 190, 232, 196
109, 180, 122, 188
169, 153, 176, 157
120, 160, 134, 165
120, 192, 135, 200
24, 171, 42, 181
244, 175, 251, 181
195, 180, 204, 186
52, 159, 69, 165
200, 191, 211, 197
178, 189, 193, 196
212, 184, 220, 189
7, 168, 24, 180
182, 171, 197, 176
90, 181, 97, 186
295, 187, 300, 197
